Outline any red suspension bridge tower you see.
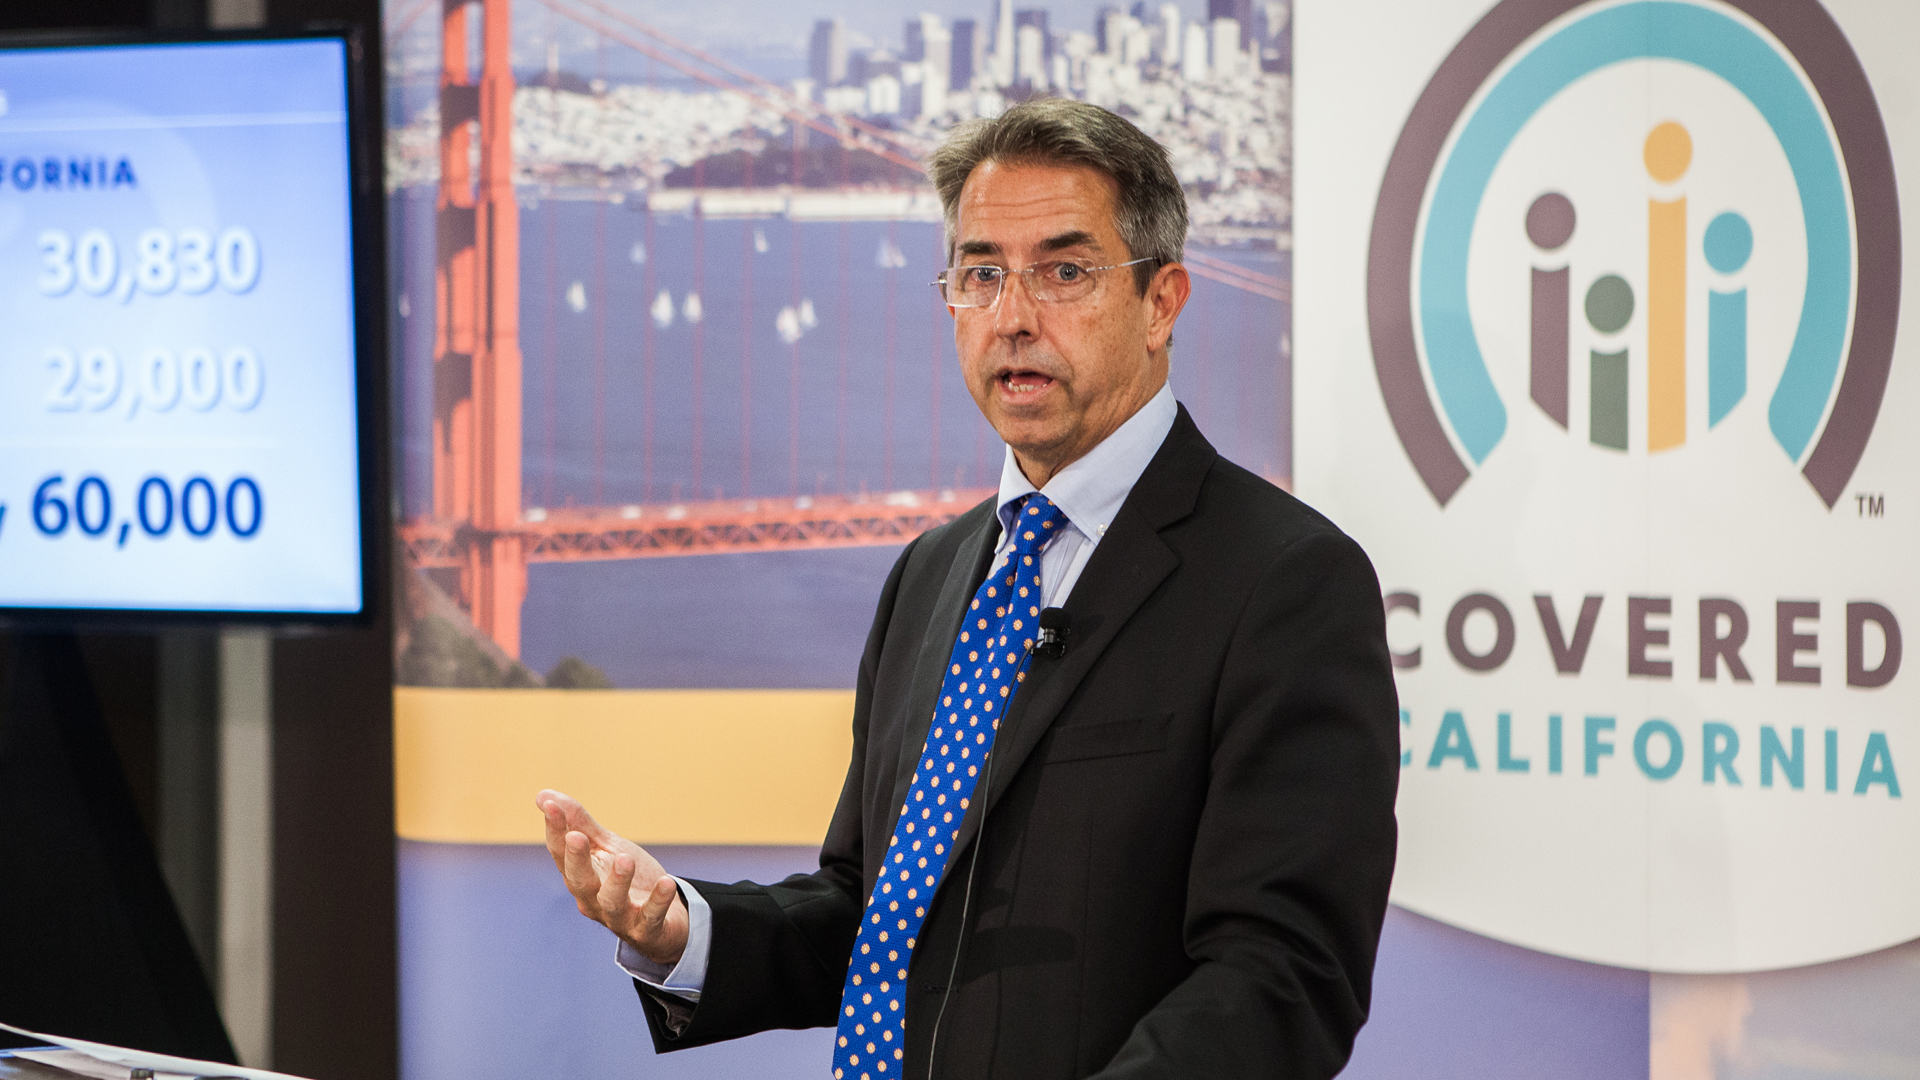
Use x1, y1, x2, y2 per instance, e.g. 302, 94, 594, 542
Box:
434, 0, 527, 655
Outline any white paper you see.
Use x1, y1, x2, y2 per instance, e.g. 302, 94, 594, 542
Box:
0, 1023, 309, 1080
10, 1048, 197, 1080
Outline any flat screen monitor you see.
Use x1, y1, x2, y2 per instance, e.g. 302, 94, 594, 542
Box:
0, 30, 378, 624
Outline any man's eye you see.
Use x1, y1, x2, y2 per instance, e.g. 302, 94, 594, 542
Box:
1049, 263, 1086, 283
963, 266, 1000, 284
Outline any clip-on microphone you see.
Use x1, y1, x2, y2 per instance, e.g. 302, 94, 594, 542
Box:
1035, 607, 1070, 659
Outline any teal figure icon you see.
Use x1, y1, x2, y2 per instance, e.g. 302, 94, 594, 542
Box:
1586, 274, 1634, 451
1704, 212, 1752, 427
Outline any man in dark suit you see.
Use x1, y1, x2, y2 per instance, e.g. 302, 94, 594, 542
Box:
538, 98, 1399, 1078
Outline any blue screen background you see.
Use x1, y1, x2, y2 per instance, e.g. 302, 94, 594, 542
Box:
0, 38, 362, 613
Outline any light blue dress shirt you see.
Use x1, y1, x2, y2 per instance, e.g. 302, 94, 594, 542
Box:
619, 382, 1180, 999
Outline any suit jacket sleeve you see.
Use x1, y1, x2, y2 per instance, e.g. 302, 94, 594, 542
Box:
1093, 529, 1400, 1079
633, 536, 918, 1051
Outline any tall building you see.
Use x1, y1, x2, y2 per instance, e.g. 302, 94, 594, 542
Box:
809, 19, 848, 87
990, 0, 1017, 86
1209, 18, 1241, 78
951, 18, 980, 88
1181, 20, 1209, 80
1100, 9, 1124, 56
1255, 0, 1290, 71
906, 14, 952, 79
849, 48, 900, 88
1158, 3, 1183, 65
1254, 0, 1289, 41
1014, 8, 1050, 54
1121, 19, 1153, 65
866, 73, 902, 116
906, 14, 952, 118
1095, 4, 1120, 52
1015, 23, 1049, 88
1209, 0, 1254, 48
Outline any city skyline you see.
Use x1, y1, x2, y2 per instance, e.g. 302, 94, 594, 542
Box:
801, 0, 1287, 121
387, 0, 1275, 83
385, 0, 1289, 245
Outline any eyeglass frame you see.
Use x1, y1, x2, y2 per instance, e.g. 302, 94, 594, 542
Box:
932, 256, 1160, 309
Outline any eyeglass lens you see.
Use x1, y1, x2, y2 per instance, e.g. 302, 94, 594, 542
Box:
940, 262, 1106, 307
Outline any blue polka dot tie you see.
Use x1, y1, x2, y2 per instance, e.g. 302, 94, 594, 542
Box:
831, 493, 1068, 1079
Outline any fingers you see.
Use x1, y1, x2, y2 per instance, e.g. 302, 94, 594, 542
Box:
534, 788, 606, 840
637, 873, 676, 936
536, 790, 577, 868
561, 829, 600, 899
623, 874, 680, 961
538, 790, 626, 884
557, 797, 609, 845
538, 792, 679, 947
598, 852, 639, 928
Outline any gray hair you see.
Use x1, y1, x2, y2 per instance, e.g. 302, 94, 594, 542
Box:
926, 98, 1187, 294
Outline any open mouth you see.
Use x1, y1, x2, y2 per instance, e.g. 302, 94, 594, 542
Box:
999, 369, 1056, 396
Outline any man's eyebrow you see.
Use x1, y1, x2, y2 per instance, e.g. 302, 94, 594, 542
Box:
956, 239, 1001, 257
1039, 230, 1100, 253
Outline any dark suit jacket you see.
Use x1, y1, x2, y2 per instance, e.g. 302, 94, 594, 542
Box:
638, 406, 1401, 1078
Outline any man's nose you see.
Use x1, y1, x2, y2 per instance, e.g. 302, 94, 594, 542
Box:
991, 270, 1042, 339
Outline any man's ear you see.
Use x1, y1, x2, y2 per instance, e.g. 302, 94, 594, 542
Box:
1145, 261, 1192, 353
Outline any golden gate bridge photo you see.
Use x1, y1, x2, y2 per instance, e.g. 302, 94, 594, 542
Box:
383, 0, 1291, 678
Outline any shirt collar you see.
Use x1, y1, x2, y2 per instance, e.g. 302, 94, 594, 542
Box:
994, 382, 1178, 544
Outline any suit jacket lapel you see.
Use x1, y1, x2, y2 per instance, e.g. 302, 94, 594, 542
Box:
946, 405, 1217, 863
886, 505, 1001, 837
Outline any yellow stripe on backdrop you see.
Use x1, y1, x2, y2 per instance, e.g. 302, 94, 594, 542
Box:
394, 687, 856, 845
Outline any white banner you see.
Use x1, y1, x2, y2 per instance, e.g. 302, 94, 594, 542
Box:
1296, 0, 1920, 972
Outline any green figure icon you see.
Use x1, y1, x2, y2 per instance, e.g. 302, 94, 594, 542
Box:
1586, 274, 1634, 451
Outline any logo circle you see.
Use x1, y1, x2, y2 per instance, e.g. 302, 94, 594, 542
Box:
1365, 0, 1899, 509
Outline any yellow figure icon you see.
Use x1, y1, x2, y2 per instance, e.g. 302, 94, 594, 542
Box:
1645, 121, 1691, 452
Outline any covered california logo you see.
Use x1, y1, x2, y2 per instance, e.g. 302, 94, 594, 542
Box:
1367, 0, 1897, 509
1350, 0, 1916, 976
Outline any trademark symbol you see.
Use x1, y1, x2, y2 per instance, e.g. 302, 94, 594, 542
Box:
1855, 493, 1885, 517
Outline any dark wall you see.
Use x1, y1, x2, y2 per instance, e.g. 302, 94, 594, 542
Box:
261, 0, 396, 1076
271, 619, 395, 1080
0, 2, 151, 31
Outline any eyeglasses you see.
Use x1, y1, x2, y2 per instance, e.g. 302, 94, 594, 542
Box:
933, 257, 1156, 308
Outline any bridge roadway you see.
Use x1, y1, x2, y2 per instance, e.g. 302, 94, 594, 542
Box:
400, 486, 997, 568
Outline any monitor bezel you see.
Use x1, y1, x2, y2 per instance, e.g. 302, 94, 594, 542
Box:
0, 24, 387, 631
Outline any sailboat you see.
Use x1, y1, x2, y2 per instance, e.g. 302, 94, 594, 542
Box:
650, 289, 674, 328
776, 306, 803, 344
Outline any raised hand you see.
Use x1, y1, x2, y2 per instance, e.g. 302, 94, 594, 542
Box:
536, 789, 690, 966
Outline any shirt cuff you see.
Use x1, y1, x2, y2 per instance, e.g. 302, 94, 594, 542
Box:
614, 877, 711, 1001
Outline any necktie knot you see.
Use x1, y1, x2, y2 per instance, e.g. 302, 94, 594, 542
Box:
1010, 494, 1068, 557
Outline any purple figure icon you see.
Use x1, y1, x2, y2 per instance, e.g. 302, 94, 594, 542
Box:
1527, 192, 1577, 428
